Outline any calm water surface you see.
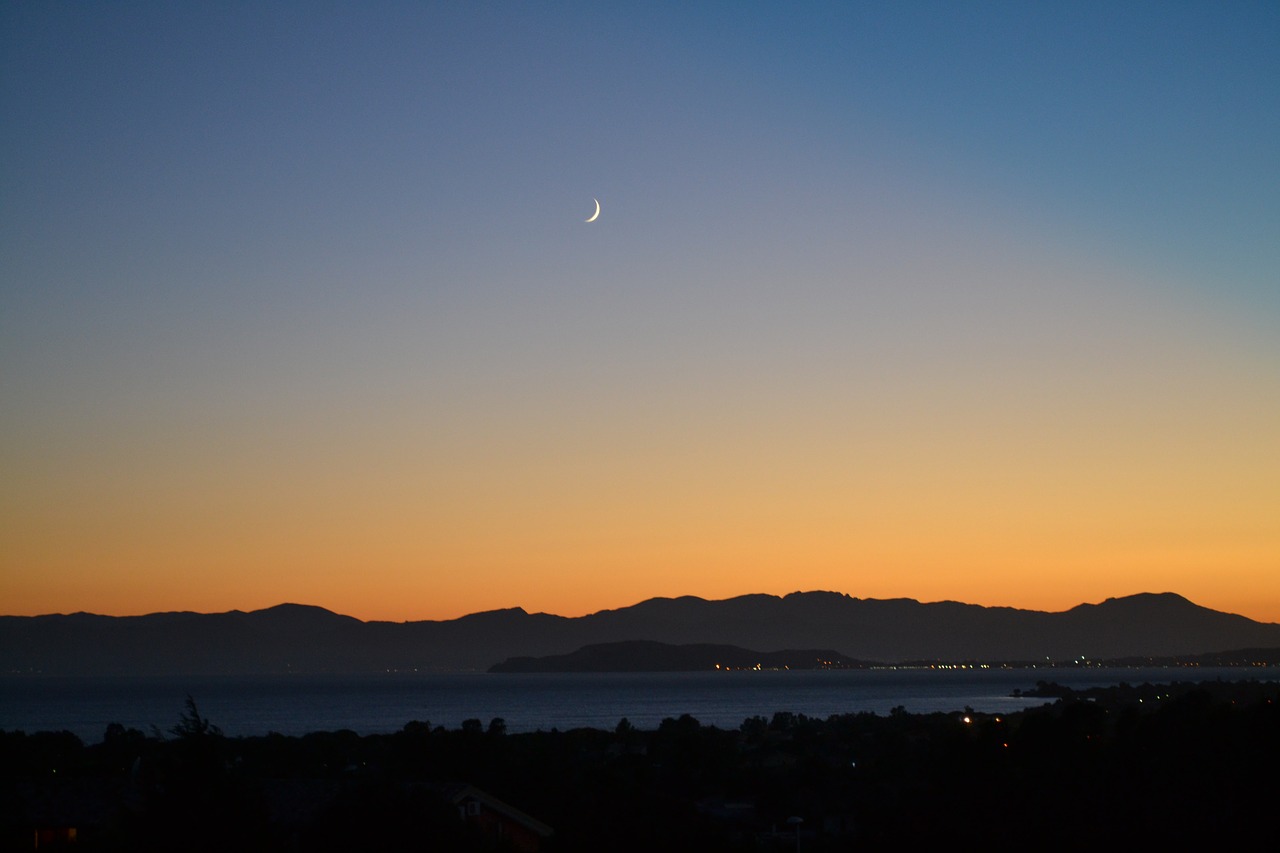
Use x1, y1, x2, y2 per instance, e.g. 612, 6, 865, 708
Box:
2, 667, 1275, 742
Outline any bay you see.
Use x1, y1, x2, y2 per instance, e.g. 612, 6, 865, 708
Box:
2, 666, 1276, 743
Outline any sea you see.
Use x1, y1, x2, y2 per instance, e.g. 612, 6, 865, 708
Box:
2, 666, 1276, 743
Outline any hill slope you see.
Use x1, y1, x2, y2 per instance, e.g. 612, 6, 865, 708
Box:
3, 591, 1278, 674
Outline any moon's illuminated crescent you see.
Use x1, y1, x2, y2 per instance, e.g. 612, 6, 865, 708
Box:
585, 198, 600, 223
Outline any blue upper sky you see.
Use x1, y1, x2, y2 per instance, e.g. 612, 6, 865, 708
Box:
5, 2, 1275, 310
2, 2, 1278, 620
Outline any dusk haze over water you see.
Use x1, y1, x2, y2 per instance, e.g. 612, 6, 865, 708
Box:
3, 2, 1278, 624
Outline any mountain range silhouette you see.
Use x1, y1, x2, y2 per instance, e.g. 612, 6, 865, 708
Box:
3, 591, 1279, 675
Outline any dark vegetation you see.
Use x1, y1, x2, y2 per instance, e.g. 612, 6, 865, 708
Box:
3, 681, 1277, 851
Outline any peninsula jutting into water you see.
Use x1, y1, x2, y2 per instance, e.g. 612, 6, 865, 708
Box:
487, 639, 1280, 673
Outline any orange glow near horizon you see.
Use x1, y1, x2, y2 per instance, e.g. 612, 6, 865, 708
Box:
4, 298, 1278, 626
3, 8, 1278, 630
5, 405, 1279, 624
4, 577, 1279, 627
5, 378, 1277, 625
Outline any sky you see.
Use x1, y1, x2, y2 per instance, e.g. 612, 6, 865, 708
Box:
2, 1, 1278, 624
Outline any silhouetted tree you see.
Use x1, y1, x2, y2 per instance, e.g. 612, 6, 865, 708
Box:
170, 695, 222, 739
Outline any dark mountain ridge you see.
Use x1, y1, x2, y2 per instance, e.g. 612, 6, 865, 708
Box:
3, 591, 1278, 675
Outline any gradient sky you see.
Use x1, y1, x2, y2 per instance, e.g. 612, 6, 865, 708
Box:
3, 2, 1278, 623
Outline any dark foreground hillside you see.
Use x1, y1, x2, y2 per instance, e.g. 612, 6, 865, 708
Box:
3, 680, 1277, 851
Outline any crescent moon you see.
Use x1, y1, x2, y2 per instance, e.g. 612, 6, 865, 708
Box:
585, 198, 600, 223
